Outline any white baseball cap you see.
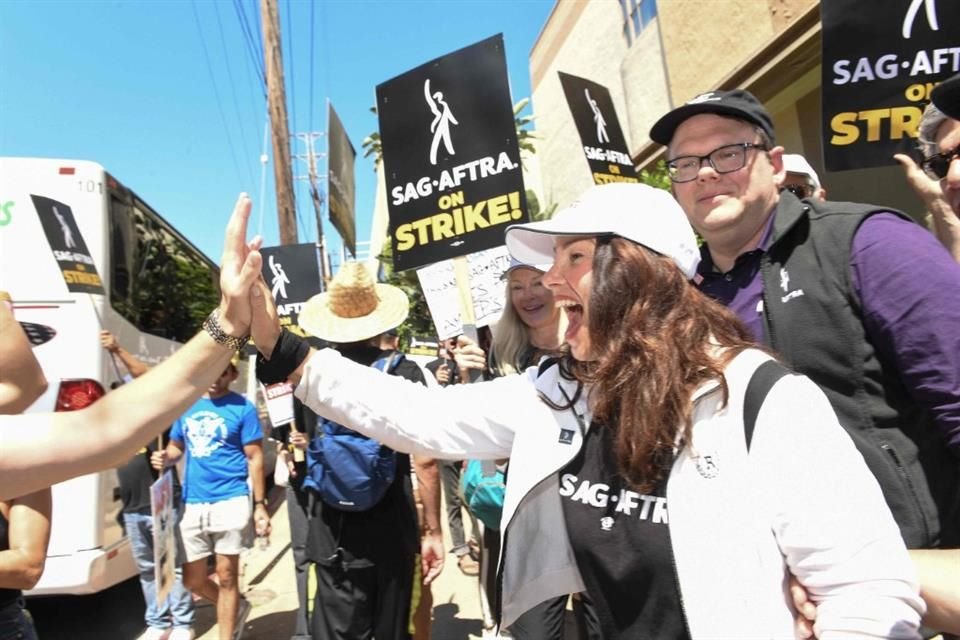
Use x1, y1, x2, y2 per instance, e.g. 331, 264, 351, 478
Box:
500, 256, 551, 280
782, 153, 821, 190
505, 183, 701, 280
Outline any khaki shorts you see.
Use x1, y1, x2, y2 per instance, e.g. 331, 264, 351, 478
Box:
180, 495, 253, 562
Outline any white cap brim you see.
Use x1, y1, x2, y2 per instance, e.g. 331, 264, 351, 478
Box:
505, 183, 700, 280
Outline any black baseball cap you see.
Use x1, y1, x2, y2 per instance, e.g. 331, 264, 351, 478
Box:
931, 73, 960, 120
649, 89, 775, 146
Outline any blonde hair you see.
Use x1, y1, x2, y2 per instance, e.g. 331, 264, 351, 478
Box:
490, 275, 566, 376
490, 282, 530, 375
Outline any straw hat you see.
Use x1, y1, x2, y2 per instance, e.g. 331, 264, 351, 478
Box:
299, 262, 409, 344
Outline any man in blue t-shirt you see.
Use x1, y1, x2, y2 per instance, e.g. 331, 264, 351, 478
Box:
153, 360, 268, 640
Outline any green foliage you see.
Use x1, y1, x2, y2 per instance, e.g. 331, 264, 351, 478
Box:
637, 159, 702, 244
638, 159, 671, 191
514, 98, 537, 157
376, 241, 435, 347
526, 189, 557, 222
361, 107, 382, 166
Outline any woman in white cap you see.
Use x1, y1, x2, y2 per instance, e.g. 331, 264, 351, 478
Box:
468, 260, 599, 639
250, 183, 923, 639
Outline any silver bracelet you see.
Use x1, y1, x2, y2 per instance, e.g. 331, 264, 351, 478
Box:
202, 310, 249, 352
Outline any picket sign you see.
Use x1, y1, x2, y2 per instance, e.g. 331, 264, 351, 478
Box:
453, 255, 479, 343
416, 245, 511, 340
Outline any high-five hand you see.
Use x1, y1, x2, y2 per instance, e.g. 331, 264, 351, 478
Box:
218, 194, 263, 337
250, 276, 282, 358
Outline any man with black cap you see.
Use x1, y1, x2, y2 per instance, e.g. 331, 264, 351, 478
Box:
649, 90, 960, 606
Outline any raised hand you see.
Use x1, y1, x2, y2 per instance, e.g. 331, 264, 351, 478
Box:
895, 153, 960, 260
218, 193, 263, 337
435, 362, 451, 385
289, 429, 309, 451
99, 330, 119, 353
149, 450, 168, 472
250, 276, 282, 358
894, 153, 945, 210
453, 335, 487, 378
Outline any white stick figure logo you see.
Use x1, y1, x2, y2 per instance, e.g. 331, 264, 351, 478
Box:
424, 79, 458, 166
585, 88, 609, 144
902, 0, 939, 38
269, 254, 290, 300
780, 268, 790, 293
52, 206, 76, 249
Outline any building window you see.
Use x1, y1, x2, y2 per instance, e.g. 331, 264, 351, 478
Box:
618, 0, 632, 46
619, 0, 657, 46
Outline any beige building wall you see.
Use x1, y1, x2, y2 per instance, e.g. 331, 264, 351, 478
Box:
620, 20, 671, 158
530, 1, 645, 209
530, 0, 820, 213
528, 0, 927, 221
658, 1, 813, 104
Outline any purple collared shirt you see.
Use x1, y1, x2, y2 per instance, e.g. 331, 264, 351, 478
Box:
698, 211, 960, 452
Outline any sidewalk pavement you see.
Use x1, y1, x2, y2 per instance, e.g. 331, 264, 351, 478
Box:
193, 485, 489, 640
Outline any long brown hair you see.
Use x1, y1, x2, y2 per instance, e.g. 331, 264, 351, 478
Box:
571, 237, 756, 492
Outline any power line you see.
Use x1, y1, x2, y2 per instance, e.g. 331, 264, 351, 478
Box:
213, 0, 257, 189
233, 0, 266, 94
308, 0, 316, 134
191, 0, 246, 188
235, 2, 266, 137
249, 0, 265, 68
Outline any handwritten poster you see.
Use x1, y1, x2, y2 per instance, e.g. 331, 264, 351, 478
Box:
416, 245, 512, 339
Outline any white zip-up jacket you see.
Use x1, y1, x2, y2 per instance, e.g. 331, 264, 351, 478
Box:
296, 347, 923, 639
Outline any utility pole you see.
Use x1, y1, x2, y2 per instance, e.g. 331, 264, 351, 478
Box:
261, 0, 297, 244
293, 132, 331, 284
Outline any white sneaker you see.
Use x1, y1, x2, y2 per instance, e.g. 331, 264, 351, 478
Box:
139, 628, 171, 640
168, 629, 195, 640
232, 597, 252, 640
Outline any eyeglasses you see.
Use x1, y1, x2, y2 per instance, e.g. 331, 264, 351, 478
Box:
921, 145, 960, 180
781, 184, 813, 199
666, 142, 768, 183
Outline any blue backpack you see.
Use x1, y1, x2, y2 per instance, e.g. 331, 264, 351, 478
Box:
301, 354, 404, 511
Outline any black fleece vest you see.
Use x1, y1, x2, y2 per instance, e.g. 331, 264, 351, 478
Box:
757, 194, 959, 549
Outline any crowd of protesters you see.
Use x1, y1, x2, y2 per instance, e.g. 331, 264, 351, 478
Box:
0, 73, 959, 640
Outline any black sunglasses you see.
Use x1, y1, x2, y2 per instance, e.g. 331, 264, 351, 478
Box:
921, 145, 960, 180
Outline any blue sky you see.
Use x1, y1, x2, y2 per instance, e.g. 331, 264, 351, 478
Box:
0, 0, 553, 264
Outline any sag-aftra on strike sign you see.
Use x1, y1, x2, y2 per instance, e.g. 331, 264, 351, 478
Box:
376, 34, 528, 271
822, 0, 959, 171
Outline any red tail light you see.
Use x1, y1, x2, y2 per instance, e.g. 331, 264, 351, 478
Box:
55, 379, 105, 412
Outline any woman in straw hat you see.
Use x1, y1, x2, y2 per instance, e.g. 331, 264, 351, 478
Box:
0, 194, 262, 502
250, 183, 923, 639
283, 261, 444, 640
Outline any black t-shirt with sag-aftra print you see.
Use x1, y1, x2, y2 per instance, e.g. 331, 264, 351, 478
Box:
560, 423, 691, 640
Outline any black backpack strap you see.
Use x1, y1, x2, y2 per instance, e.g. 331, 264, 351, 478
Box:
744, 360, 792, 452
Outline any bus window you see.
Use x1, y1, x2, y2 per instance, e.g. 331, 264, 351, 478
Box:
109, 197, 219, 342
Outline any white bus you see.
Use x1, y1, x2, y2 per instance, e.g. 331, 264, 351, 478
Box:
0, 157, 223, 595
